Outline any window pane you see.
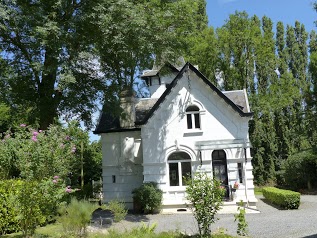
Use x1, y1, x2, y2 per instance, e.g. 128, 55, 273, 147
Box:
181, 162, 191, 185
187, 114, 192, 129
169, 163, 179, 186
194, 113, 200, 128
238, 163, 243, 183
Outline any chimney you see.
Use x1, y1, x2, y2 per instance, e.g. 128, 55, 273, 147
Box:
119, 89, 135, 128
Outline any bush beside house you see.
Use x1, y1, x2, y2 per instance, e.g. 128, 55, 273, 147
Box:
132, 182, 163, 214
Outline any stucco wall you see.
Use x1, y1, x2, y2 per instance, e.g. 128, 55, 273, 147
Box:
101, 131, 143, 209
100, 67, 256, 209
142, 70, 256, 205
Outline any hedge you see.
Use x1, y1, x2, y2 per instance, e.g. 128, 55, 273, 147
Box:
262, 187, 300, 209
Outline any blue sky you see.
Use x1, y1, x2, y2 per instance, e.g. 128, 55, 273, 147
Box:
207, 0, 317, 32
89, 1, 317, 142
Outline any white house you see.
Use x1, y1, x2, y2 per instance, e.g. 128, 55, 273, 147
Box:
94, 61, 257, 211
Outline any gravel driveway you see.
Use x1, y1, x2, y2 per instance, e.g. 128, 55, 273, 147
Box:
91, 195, 317, 238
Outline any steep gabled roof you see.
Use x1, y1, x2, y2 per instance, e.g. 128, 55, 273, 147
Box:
94, 98, 158, 134
94, 62, 252, 134
136, 62, 252, 125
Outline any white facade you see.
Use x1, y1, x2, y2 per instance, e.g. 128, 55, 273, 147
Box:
96, 62, 257, 210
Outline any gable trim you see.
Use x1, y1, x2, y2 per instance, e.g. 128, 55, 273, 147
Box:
136, 62, 253, 125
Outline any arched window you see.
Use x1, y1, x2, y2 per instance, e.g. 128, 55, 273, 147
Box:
186, 105, 200, 129
168, 152, 192, 186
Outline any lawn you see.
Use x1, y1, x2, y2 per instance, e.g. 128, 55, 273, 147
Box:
0, 222, 236, 238
254, 187, 263, 195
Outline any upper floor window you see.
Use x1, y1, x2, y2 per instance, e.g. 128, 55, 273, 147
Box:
186, 105, 200, 129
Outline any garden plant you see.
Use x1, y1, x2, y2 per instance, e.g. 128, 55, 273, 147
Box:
185, 172, 225, 237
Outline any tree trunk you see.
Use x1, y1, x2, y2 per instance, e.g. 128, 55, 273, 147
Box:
38, 48, 60, 129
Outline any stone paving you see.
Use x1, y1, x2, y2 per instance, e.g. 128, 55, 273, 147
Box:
90, 195, 317, 238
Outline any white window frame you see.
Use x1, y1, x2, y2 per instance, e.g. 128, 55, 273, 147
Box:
167, 152, 192, 189
185, 105, 201, 130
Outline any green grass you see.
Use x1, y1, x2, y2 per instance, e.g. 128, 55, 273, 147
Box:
254, 186, 263, 195
1, 223, 63, 238
1, 223, 236, 238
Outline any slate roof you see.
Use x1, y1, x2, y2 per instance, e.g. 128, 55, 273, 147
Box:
135, 98, 158, 123
94, 98, 158, 133
94, 62, 252, 134
140, 62, 180, 79
223, 90, 249, 113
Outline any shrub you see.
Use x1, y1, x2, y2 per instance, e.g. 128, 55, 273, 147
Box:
0, 124, 78, 180
281, 150, 317, 190
106, 200, 128, 222
16, 180, 47, 237
0, 180, 21, 235
132, 182, 163, 214
262, 187, 300, 209
234, 201, 248, 236
0, 178, 68, 236
185, 172, 225, 237
58, 198, 97, 237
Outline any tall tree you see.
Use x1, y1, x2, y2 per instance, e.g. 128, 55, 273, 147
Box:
0, 0, 201, 129
185, 27, 219, 85
306, 30, 317, 148
0, 0, 103, 129
217, 11, 258, 91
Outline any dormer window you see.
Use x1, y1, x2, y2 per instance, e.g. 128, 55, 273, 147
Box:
186, 105, 200, 129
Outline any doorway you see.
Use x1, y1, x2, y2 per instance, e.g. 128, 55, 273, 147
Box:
212, 150, 229, 198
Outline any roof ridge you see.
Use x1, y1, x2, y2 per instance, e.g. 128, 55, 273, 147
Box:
137, 62, 252, 125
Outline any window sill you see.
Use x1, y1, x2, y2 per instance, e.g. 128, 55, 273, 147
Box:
183, 129, 203, 136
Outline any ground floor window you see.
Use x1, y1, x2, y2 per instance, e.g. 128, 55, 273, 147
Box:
168, 152, 192, 186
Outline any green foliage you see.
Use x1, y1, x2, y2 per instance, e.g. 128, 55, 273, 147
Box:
186, 11, 317, 187
106, 200, 128, 222
16, 181, 47, 237
281, 149, 317, 190
0, 0, 203, 129
132, 182, 163, 214
83, 141, 102, 183
0, 123, 78, 180
254, 187, 263, 195
212, 228, 236, 238
185, 172, 225, 237
0, 121, 101, 186
234, 201, 248, 236
262, 187, 300, 209
97, 223, 191, 238
58, 198, 97, 237
0, 178, 68, 236
0, 180, 21, 235
0, 103, 11, 132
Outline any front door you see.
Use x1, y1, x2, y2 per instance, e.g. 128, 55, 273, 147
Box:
212, 150, 229, 198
